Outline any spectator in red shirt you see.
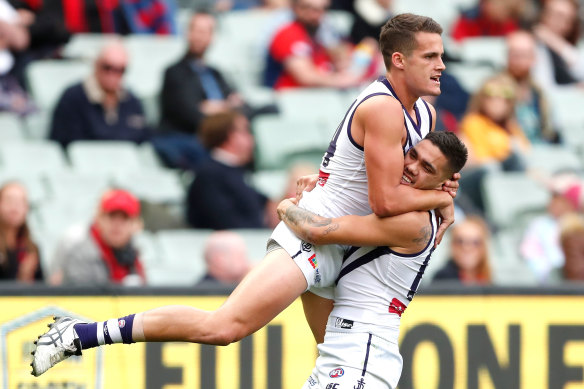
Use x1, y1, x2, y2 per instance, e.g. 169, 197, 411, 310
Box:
451, 0, 520, 42
264, 0, 360, 89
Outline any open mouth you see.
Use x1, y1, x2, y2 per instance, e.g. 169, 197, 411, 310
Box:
430, 75, 441, 85
401, 173, 413, 185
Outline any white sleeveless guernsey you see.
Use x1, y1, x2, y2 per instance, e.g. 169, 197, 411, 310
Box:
331, 210, 438, 328
270, 76, 434, 292
299, 75, 434, 218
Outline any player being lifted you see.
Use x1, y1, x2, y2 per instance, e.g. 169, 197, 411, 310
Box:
31, 13, 458, 376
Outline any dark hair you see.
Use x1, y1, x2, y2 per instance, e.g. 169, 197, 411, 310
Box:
198, 111, 242, 150
424, 131, 468, 176
379, 13, 443, 70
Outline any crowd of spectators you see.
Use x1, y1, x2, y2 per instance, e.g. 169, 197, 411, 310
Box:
0, 0, 582, 288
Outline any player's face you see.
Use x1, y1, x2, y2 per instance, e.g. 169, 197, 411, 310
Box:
403, 32, 445, 97
401, 140, 450, 190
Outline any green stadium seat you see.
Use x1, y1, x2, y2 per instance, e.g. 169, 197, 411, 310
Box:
252, 115, 329, 170
0, 171, 48, 205
481, 171, 550, 229
152, 229, 211, 285
231, 228, 272, 264
22, 112, 51, 140
137, 142, 164, 169
524, 144, 581, 175
112, 170, 185, 204
133, 231, 161, 269
491, 229, 538, 286
0, 113, 24, 141
251, 169, 289, 200
0, 140, 68, 174
62, 33, 118, 60
277, 88, 347, 125
446, 63, 498, 93
26, 60, 91, 110
325, 10, 354, 37
44, 171, 110, 206
459, 37, 507, 68
68, 141, 142, 175
124, 35, 186, 98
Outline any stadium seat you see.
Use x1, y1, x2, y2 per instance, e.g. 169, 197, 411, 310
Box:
137, 142, 164, 170
0, 140, 68, 174
124, 35, 186, 98
26, 60, 92, 111
22, 112, 51, 140
393, 0, 462, 35
62, 33, 118, 60
324, 10, 354, 37
0, 113, 24, 141
491, 228, 538, 286
277, 88, 348, 124
547, 87, 584, 130
153, 229, 211, 285
44, 171, 110, 206
231, 228, 272, 264
524, 144, 581, 175
0, 171, 47, 205
481, 171, 550, 229
251, 169, 289, 200
111, 170, 185, 204
459, 37, 507, 68
68, 141, 142, 175
133, 231, 161, 269
252, 115, 329, 169
446, 63, 497, 93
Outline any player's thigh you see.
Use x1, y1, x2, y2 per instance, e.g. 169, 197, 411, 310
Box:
212, 248, 308, 335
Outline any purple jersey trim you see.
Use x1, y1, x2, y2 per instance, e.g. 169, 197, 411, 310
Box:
347, 92, 392, 151
379, 76, 424, 138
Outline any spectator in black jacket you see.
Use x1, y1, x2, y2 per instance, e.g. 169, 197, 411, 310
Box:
49, 39, 151, 148
159, 11, 245, 135
187, 111, 278, 230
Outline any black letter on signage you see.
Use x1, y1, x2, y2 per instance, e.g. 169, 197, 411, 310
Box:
267, 325, 282, 389
400, 324, 454, 389
240, 335, 253, 389
145, 343, 182, 389
549, 325, 584, 389
201, 344, 216, 389
467, 325, 520, 389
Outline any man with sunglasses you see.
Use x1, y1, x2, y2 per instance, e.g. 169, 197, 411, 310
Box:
50, 40, 151, 148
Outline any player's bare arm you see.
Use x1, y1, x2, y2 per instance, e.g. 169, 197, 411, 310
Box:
278, 199, 431, 253
354, 96, 452, 217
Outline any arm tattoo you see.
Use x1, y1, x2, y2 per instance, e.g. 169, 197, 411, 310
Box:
284, 205, 332, 228
413, 224, 432, 246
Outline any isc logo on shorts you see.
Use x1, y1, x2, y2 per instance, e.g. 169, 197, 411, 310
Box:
329, 367, 344, 378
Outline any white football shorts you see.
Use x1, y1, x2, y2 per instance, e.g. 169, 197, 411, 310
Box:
269, 221, 345, 298
302, 316, 403, 389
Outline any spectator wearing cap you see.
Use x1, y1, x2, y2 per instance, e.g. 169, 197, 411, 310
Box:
520, 173, 583, 283
49, 189, 146, 286
197, 231, 252, 286
49, 39, 151, 148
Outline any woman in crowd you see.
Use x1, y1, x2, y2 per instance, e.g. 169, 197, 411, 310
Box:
433, 217, 493, 285
0, 181, 42, 282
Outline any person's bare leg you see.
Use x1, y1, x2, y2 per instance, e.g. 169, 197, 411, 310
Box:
301, 291, 334, 344
141, 248, 307, 345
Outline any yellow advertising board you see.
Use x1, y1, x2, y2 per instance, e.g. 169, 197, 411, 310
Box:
2, 294, 584, 389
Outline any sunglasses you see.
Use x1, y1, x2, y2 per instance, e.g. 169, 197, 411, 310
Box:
100, 63, 126, 75
453, 237, 483, 247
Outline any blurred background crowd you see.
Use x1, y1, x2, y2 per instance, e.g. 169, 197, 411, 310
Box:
0, 0, 583, 289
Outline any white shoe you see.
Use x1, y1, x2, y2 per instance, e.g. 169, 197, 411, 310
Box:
31, 316, 84, 377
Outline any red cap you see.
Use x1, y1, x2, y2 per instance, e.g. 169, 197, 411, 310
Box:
100, 189, 140, 217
